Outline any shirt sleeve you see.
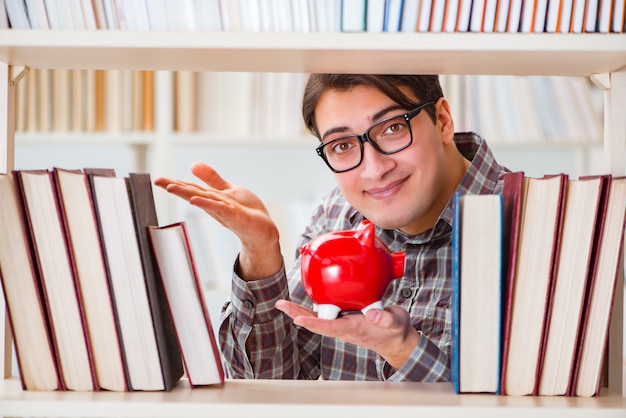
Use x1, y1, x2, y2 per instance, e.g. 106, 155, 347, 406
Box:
218, 257, 321, 379
381, 331, 450, 382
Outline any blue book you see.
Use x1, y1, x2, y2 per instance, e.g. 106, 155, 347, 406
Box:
451, 192, 503, 394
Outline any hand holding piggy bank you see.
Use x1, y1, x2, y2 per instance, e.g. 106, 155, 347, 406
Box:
300, 220, 406, 320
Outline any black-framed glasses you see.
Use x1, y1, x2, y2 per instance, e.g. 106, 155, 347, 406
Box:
315, 101, 435, 173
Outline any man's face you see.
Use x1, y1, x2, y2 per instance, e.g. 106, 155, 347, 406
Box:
315, 85, 451, 235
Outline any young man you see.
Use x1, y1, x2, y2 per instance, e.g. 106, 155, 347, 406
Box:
154, 74, 509, 381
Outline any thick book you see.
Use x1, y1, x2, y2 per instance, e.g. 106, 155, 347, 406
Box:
501, 173, 567, 396
0, 174, 61, 391
451, 193, 502, 394
572, 177, 626, 396
52, 168, 128, 392
148, 222, 225, 387
89, 173, 172, 391
537, 176, 604, 396
126, 172, 184, 391
12, 169, 97, 391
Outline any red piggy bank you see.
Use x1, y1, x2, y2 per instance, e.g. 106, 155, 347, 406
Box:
300, 220, 405, 319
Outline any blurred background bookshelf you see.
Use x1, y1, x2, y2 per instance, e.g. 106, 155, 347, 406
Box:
13, 68, 607, 293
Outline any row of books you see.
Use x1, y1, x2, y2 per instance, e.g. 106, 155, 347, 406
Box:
14, 68, 154, 133
0, 168, 224, 391
13, 68, 309, 139
13, 67, 602, 145
451, 172, 626, 396
3, 0, 625, 33
452, 75, 603, 143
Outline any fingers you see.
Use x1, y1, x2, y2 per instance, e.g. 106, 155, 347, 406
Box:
275, 300, 316, 319
190, 162, 231, 191
153, 162, 230, 203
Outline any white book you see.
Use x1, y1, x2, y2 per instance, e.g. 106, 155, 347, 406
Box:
239, 0, 261, 32
194, 0, 222, 31
495, 0, 510, 32
313, 0, 329, 31
366, 0, 385, 32
307, 0, 319, 31
5, 0, 31, 28
327, 0, 342, 31
219, 0, 242, 31
401, 0, 419, 32
597, 0, 612, 33
430, 0, 446, 31
545, 0, 561, 32
569, 0, 586, 33
68, 0, 86, 29
101, 0, 119, 29
469, 0, 485, 32
292, 0, 311, 32
444, 0, 461, 32
342, 0, 366, 31
126, 0, 150, 30
456, 0, 473, 31
145, 0, 167, 30
532, 0, 548, 32
417, 0, 432, 32
559, 0, 574, 33
0, 0, 9, 28
79, 0, 98, 29
613, 0, 625, 32
519, 0, 535, 32
482, 0, 498, 32
584, 0, 598, 32
24, 0, 49, 29
384, 0, 403, 31
165, 0, 195, 30
507, 0, 523, 32
43, 0, 62, 29
510, 76, 547, 142
274, 0, 293, 31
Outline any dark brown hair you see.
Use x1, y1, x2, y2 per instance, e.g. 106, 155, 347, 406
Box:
302, 74, 444, 139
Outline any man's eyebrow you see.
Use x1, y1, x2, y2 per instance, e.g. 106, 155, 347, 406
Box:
320, 104, 407, 142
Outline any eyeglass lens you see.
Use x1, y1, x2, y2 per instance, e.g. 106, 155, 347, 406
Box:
322, 114, 412, 172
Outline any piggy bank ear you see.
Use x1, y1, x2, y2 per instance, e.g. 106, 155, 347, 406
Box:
355, 220, 376, 248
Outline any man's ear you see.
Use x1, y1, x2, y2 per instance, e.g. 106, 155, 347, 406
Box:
435, 98, 455, 144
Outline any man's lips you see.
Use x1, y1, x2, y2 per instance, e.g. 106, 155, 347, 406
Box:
364, 177, 408, 200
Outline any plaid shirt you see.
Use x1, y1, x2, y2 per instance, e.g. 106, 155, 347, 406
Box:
219, 132, 509, 381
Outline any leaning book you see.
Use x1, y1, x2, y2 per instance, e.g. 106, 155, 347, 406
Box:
148, 222, 225, 387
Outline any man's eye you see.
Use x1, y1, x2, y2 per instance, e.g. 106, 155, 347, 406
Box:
384, 122, 406, 135
331, 141, 354, 154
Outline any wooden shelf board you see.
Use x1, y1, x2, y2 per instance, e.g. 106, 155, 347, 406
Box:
0, 31, 625, 76
1, 377, 625, 418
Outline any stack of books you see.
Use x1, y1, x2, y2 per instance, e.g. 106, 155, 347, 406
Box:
0, 168, 224, 391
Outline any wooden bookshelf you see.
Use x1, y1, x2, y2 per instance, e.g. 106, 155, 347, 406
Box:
1, 30, 625, 416
1, 377, 626, 418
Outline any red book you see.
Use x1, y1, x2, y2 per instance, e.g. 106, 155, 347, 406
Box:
53, 167, 128, 392
0, 173, 61, 391
148, 222, 225, 387
498, 171, 524, 395
13, 169, 97, 391
501, 173, 567, 396
538, 175, 605, 396
571, 176, 626, 396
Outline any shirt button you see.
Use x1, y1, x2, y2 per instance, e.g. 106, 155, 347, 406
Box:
243, 300, 254, 309
400, 287, 413, 298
